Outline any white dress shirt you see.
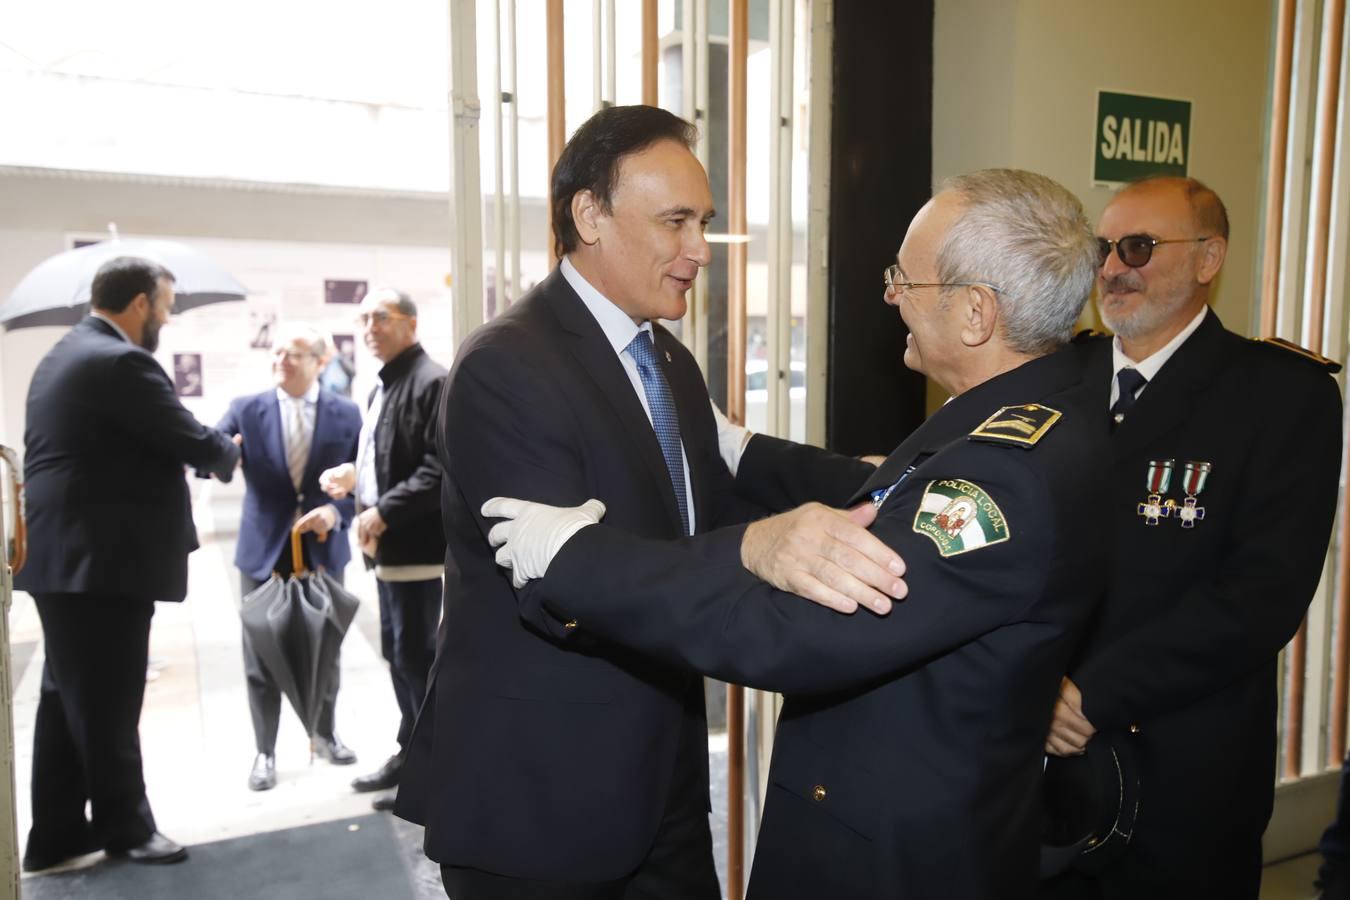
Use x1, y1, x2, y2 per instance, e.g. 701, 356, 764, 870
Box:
1109, 306, 1208, 408
561, 257, 697, 535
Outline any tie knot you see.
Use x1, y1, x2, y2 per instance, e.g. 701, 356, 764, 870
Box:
1116, 367, 1147, 396
626, 331, 660, 369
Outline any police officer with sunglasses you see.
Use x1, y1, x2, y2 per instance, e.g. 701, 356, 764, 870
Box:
1040, 176, 1343, 900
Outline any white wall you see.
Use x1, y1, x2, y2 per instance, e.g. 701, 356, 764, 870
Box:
0, 167, 462, 452
933, 0, 1273, 333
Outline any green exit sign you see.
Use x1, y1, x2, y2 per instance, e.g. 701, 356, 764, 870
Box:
1094, 90, 1191, 185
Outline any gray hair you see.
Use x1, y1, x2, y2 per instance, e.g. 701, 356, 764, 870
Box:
272, 322, 331, 360
935, 169, 1098, 355
366, 286, 418, 318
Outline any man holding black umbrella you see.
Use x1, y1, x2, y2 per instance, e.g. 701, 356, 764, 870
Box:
17, 256, 240, 870
217, 323, 362, 791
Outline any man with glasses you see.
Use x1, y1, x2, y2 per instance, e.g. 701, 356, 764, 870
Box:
1041, 176, 1343, 899
479, 169, 1112, 898
216, 324, 362, 791
319, 286, 446, 811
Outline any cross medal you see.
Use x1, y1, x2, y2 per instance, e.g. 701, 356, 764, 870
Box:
1176, 461, 1211, 528
1137, 459, 1174, 525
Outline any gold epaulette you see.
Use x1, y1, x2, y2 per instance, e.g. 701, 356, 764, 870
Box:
968, 404, 1062, 449
1254, 337, 1342, 373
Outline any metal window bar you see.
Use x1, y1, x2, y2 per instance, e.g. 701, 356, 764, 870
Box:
448, 0, 485, 350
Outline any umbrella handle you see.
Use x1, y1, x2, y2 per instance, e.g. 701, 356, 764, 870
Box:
0, 445, 25, 577
290, 526, 307, 576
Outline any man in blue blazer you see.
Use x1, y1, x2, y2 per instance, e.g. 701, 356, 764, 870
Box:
217, 324, 363, 791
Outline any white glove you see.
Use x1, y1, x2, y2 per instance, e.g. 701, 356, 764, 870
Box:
481, 497, 607, 588
710, 399, 753, 476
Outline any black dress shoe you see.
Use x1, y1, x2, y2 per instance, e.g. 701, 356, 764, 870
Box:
313, 735, 357, 766
248, 753, 277, 791
352, 753, 404, 793
108, 832, 188, 865
22, 834, 100, 872
371, 791, 397, 812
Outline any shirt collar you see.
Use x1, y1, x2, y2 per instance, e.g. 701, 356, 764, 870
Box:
90, 311, 134, 345
276, 381, 321, 406
1111, 306, 1208, 383
560, 256, 652, 356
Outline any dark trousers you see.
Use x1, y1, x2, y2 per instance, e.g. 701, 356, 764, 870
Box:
28, 593, 157, 858
240, 560, 344, 753
440, 711, 719, 900
377, 577, 440, 750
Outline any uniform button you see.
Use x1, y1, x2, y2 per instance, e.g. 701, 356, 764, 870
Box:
1087, 836, 1099, 848
1128, 724, 1140, 734
563, 620, 578, 630
811, 785, 827, 802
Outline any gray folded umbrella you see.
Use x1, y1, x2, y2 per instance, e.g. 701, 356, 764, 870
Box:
239, 532, 361, 738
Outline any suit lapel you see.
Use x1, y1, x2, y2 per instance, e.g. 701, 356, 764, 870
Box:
546, 270, 685, 534
258, 392, 289, 482
1111, 309, 1225, 460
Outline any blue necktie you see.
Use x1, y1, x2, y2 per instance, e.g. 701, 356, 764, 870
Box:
1111, 367, 1148, 428
626, 331, 690, 534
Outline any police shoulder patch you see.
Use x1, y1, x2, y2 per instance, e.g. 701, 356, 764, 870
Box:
1252, 336, 1342, 373
968, 404, 1061, 449
912, 478, 1010, 557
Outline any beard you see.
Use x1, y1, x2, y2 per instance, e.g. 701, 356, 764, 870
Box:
1097, 273, 1190, 341
141, 317, 162, 353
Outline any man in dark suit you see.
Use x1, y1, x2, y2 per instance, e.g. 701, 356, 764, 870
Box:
17, 256, 240, 870
481, 169, 1112, 899
1040, 177, 1343, 900
394, 105, 904, 899
216, 323, 362, 792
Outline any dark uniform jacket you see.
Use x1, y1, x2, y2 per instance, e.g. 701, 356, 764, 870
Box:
366, 342, 447, 567
216, 388, 361, 581
1063, 310, 1342, 896
522, 347, 1111, 899
395, 268, 754, 880
17, 316, 239, 603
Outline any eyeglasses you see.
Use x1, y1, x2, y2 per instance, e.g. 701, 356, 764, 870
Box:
882, 265, 1004, 299
1097, 235, 1211, 268
271, 348, 317, 363
357, 310, 410, 327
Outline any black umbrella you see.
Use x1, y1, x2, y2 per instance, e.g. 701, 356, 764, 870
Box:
1, 237, 247, 330
240, 529, 361, 739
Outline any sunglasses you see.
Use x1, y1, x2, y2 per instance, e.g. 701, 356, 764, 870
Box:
1097, 234, 1211, 268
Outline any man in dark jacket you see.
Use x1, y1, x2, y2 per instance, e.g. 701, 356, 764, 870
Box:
17, 256, 240, 870
320, 287, 446, 809
480, 169, 1111, 899
1041, 177, 1343, 900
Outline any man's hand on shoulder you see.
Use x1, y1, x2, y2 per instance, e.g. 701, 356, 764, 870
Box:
741, 502, 907, 615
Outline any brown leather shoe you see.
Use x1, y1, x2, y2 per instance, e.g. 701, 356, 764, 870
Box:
108, 832, 188, 865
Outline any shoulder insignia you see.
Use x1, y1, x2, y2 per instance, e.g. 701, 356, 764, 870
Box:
1253, 336, 1342, 373
968, 404, 1061, 449
912, 479, 1010, 557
